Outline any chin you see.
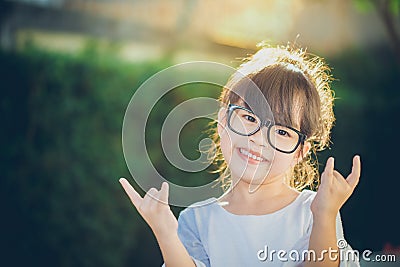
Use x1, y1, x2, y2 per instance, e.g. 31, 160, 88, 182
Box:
231, 170, 271, 185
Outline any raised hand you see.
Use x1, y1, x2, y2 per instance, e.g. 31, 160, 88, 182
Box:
311, 155, 361, 218
119, 178, 178, 239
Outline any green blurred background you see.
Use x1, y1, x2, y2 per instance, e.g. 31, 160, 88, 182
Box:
1, 0, 399, 266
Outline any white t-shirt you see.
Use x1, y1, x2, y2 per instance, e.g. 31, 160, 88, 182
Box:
162, 189, 360, 267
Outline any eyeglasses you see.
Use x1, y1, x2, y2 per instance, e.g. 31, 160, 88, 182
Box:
226, 104, 307, 154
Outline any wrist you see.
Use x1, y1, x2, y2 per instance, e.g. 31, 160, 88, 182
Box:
154, 228, 179, 244
311, 204, 338, 219
312, 211, 336, 225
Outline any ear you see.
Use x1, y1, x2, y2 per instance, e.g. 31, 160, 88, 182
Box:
217, 107, 227, 137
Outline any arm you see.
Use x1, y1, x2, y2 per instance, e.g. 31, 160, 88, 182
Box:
305, 156, 361, 267
307, 212, 339, 267
157, 232, 196, 267
119, 179, 196, 267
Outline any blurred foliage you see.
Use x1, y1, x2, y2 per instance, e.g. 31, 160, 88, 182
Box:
1, 40, 223, 266
0, 42, 174, 266
353, 0, 400, 14
352, 0, 400, 64
1, 40, 399, 267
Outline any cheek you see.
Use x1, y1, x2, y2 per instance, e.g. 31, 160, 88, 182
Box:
269, 154, 295, 172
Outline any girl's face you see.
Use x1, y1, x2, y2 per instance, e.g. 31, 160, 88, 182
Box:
217, 103, 311, 187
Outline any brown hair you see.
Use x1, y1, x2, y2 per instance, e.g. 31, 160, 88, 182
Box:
205, 43, 335, 191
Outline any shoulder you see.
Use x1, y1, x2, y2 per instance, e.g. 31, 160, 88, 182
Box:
178, 197, 218, 223
301, 189, 316, 209
284, 189, 316, 220
288, 189, 316, 210
177, 197, 218, 237
299, 189, 317, 201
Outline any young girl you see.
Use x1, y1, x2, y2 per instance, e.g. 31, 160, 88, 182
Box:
119, 44, 361, 267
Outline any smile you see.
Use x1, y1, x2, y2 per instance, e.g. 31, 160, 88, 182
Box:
238, 148, 267, 163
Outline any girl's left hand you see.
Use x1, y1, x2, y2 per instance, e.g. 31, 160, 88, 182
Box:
311, 155, 361, 219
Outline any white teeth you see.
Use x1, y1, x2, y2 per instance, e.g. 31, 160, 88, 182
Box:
239, 148, 265, 162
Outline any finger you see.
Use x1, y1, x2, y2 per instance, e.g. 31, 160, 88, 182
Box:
159, 182, 169, 205
321, 157, 334, 186
142, 187, 159, 208
119, 178, 143, 209
324, 157, 334, 176
347, 155, 361, 188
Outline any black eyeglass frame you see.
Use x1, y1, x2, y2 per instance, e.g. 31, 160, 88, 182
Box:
226, 104, 307, 154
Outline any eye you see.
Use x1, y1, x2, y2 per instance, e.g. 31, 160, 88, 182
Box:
243, 115, 257, 123
276, 129, 290, 137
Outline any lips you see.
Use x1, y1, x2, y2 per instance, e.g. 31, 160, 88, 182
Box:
237, 148, 268, 163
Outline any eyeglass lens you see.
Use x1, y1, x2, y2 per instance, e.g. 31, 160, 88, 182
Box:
228, 107, 300, 153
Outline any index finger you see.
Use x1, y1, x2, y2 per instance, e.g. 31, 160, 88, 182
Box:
324, 157, 335, 175
119, 178, 143, 209
347, 155, 361, 188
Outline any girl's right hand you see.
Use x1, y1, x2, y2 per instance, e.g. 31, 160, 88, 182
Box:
119, 178, 178, 239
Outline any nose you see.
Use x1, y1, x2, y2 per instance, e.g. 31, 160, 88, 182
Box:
248, 125, 269, 148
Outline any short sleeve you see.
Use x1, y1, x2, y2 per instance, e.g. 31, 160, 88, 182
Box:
161, 208, 209, 267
